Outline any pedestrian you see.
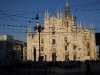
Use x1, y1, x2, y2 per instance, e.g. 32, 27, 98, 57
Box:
85, 61, 93, 75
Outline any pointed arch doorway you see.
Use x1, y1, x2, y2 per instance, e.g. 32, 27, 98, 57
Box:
73, 55, 76, 61
52, 53, 56, 62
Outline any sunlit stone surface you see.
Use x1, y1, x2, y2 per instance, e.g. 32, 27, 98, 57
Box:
26, 1, 97, 61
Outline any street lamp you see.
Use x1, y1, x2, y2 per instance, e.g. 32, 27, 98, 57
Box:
34, 14, 44, 61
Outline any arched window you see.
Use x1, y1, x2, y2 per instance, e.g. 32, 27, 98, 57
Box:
73, 55, 76, 61
64, 37, 67, 42
52, 26, 55, 30
52, 39, 56, 45
41, 38, 44, 44
41, 47, 44, 51
67, 21, 69, 27
52, 26, 55, 34
87, 42, 89, 49
65, 45, 67, 50
73, 45, 76, 50
52, 53, 56, 62
52, 31, 55, 34
65, 55, 68, 61
88, 51, 90, 56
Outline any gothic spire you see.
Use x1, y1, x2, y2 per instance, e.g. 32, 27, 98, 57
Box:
47, 9, 49, 20
80, 22, 82, 28
90, 22, 92, 29
65, 0, 70, 18
28, 26, 31, 30
44, 9, 47, 20
27, 26, 32, 36
77, 22, 78, 26
84, 23, 86, 29
66, 0, 68, 6
77, 24, 79, 28
57, 9, 59, 19
59, 8, 62, 19
72, 14, 73, 20
91, 24, 93, 29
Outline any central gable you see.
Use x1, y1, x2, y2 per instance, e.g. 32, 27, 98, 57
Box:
49, 16, 57, 23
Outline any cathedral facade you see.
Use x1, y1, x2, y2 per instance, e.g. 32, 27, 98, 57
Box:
27, 1, 97, 61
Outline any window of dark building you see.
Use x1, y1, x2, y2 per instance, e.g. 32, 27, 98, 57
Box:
0, 41, 3, 49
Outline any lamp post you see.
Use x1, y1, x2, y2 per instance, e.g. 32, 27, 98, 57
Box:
34, 14, 44, 61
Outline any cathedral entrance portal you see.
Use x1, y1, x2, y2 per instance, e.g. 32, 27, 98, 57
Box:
52, 53, 56, 62
65, 55, 69, 61
73, 55, 76, 61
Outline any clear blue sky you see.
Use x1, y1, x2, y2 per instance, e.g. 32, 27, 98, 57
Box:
0, 0, 100, 43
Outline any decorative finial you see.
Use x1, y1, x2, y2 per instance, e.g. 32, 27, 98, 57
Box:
77, 22, 78, 26
91, 23, 93, 29
47, 9, 49, 19
80, 22, 82, 28
59, 8, 62, 13
44, 9, 47, 20
84, 23, 86, 29
28, 26, 31, 30
90, 22, 92, 29
57, 9, 59, 18
72, 14, 73, 19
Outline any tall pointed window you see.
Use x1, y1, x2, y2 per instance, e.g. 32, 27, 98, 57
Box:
52, 39, 56, 45
41, 47, 44, 51
88, 51, 90, 56
52, 26, 55, 34
87, 42, 89, 49
52, 26, 55, 30
41, 38, 44, 44
64, 37, 67, 42
65, 45, 67, 50
73, 55, 76, 61
65, 55, 68, 61
67, 21, 69, 27
73, 45, 76, 50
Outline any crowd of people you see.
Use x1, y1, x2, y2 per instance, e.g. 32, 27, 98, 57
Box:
0, 60, 99, 75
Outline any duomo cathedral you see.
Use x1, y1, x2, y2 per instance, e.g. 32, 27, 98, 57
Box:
27, 0, 97, 61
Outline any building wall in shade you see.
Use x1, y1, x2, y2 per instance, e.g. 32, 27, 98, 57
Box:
0, 34, 14, 60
